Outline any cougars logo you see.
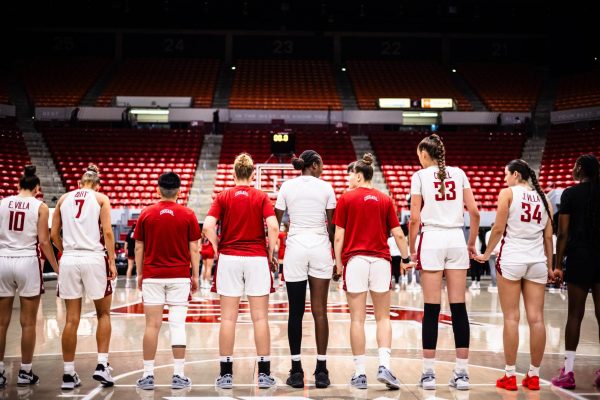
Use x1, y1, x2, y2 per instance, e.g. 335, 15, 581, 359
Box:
111, 299, 479, 325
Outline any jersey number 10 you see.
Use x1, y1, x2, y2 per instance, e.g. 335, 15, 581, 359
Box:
521, 202, 542, 224
8, 211, 25, 231
434, 181, 457, 201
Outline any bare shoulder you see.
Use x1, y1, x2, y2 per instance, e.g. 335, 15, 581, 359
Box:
96, 192, 110, 205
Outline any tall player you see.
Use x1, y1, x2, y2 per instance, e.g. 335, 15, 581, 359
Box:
0, 165, 59, 387
134, 172, 201, 390
475, 159, 553, 391
409, 134, 480, 391
334, 153, 412, 390
50, 165, 117, 390
274, 150, 336, 389
203, 153, 279, 389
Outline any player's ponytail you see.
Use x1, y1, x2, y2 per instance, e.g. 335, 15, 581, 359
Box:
234, 152, 254, 180
19, 164, 41, 191
574, 154, 600, 241
418, 134, 447, 195
507, 159, 552, 222
351, 153, 374, 181
292, 150, 322, 171
81, 163, 101, 187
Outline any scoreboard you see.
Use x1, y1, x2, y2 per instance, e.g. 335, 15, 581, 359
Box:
270, 131, 296, 155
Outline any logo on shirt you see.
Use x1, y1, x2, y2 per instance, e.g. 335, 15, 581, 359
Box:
364, 195, 379, 202
235, 190, 249, 197
160, 209, 175, 217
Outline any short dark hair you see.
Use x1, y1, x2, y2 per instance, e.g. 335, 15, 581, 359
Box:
158, 172, 181, 190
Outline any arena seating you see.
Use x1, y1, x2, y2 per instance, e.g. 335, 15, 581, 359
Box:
95, 58, 220, 108
554, 69, 600, 110
0, 76, 10, 104
20, 58, 110, 107
228, 60, 342, 110
347, 61, 472, 111
214, 127, 355, 199
41, 127, 202, 208
0, 122, 31, 199
369, 130, 526, 211
539, 123, 600, 188
458, 63, 541, 112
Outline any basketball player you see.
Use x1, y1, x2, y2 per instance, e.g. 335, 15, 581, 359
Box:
124, 222, 136, 281
274, 150, 336, 389
203, 153, 279, 389
50, 165, 117, 390
475, 159, 554, 391
552, 154, 600, 389
200, 232, 214, 289
409, 134, 480, 391
0, 165, 59, 388
275, 223, 288, 288
334, 153, 412, 390
134, 172, 200, 390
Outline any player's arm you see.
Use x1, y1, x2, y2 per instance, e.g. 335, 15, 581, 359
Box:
326, 208, 335, 246
265, 215, 279, 272
38, 203, 58, 273
189, 239, 200, 292
50, 194, 66, 253
543, 202, 555, 278
464, 188, 481, 258
274, 208, 285, 227
476, 188, 511, 262
408, 194, 422, 259
334, 225, 345, 276
554, 213, 569, 283
99, 194, 117, 280
391, 226, 409, 260
202, 216, 219, 256
135, 240, 144, 289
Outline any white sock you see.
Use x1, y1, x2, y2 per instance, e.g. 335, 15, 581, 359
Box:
220, 356, 232, 363
257, 356, 270, 363
423, 357, 435, 373
64, 361, 75, 375
98, 353, 109, 366
291, 354, 301, 362
564, 351, 576, 373
378, 347, 391, 369
20, 363, 32, 373
455, 358, 468, 373
316, 354, 326, 361
528, 364, 540, 377
505, 365, 516, 377
353, 355, 366, 376
143, 360, 154, 378
0, 361, 4, 372
174, 359, 185, 377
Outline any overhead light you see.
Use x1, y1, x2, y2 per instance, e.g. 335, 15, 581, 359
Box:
341, 67, 346, 72
231, 66, 236, 70
130, 109, 169, 115
452, 68, 457, 73
403, 112, 439, 117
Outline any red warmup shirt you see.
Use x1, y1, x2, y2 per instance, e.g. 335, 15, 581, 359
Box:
207, 185, 275, 257
277, 231, 287, 259
133, 201, 201, 279
333, 187, 400, 266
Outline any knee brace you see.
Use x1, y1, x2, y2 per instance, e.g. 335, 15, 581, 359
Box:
422, 303, 441, 350
450, 303, 470, 348
168, 306, 188, 347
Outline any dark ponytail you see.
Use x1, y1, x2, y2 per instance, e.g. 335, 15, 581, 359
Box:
292, 150, 322, 171
19, 165, 40, 191
418, 134, 447, 195
506, 159, 552, 222
574, 154, 600, 241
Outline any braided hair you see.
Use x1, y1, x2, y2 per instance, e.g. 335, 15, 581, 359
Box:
573, 154, 600, 241
506, 159, 552, 222
418, 134, 447, 195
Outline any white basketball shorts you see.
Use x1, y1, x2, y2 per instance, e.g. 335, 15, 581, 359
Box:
284, 234, 334, 282
142, 278, 191, 306
0, 256, 43, 297
343, 255, 392, 293
417, 229, 469, 271
212, 254, 273, 297
498, 262, 548, 285
58, 254, 113, 300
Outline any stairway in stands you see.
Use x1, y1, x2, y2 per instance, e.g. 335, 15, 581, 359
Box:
521, 136, 547, 175
187, 134, 223, 221
350, 136, 390, 196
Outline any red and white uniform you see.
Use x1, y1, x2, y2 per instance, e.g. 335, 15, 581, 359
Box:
134, 201, 201, 305
275, 176, 336, 282
496, 186, 549, 284
0, 196, 44, 297
208, 185, 275, 296
58, 189, 112, 300
277, 231, 287, 260
200, 237, 215, 260
334, 187, 400, 293
411, 166, 471, 270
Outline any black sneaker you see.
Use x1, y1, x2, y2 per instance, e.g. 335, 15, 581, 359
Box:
0, 370, 6, 388
286, 370, 304, 388
61, 373, 81, 390
17, 369, 40, 386
314, 369, 330, 389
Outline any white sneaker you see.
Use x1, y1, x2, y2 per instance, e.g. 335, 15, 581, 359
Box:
469, 282, 477, 290
476, 281, 481, 289
419, 369, 436, 390
449, 369, 470, 390
93, 363, 114, 387
487, 285, 498, 293
61, 372, 81, 390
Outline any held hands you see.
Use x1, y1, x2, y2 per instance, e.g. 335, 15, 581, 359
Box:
108, 259, 118, 281
474, 253, 490, 264
332, 261, 343, 282
137, 275, 143, 290
467, 244, 478, 259
551, 268, 563, 285
191, 276, 199, 294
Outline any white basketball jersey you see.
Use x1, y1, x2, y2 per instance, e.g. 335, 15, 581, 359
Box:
411, 166, 471, 231
499, 186, 548, 264
60, 189, 104, 255
0, 195, 42, 257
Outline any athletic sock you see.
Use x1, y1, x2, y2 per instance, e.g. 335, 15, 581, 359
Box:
98, 353, 109, 367
220, 356, 233, 375
143, 360, 154, 378
423, 357, 435, 373
505, 365, 516, 377
455, 358, 468, 373
20, 363, 32, 373
378, 347, 391, 369
528, 365, 540, 377
0, 361, 4, 373
64, 362, 75, 375
564, 351, 576, 373
257, 356, 270, 375
316, 355, 327, 373
173, 359, 185, 376
291, 354, 302, 373
353, 355, 366, 376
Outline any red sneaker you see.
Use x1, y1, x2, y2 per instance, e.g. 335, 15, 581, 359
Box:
522, 374, 540, 390
497, 374, 518, 391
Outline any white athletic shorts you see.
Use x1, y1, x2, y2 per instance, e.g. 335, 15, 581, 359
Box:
142, 278, 191, 306
417, 229, 469, 271
58, 254, 112, 300
0, 256, 44, 297
284, 234, 334, 282
343, 255, 392, 293
213, 254, 273, 297
498, 262, 548, 285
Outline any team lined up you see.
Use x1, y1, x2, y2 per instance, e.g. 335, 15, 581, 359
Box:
0, 134, 598, 392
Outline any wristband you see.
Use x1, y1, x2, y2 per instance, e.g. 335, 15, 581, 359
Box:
401, 256, 411, 264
